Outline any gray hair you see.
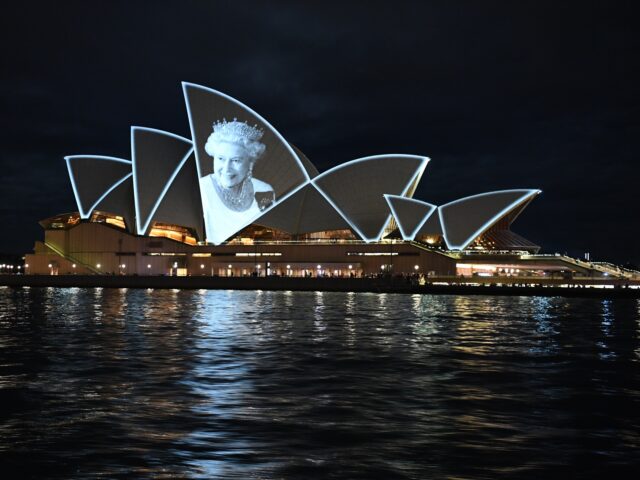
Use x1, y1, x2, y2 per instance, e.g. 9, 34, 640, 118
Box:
204, 120, 266, 161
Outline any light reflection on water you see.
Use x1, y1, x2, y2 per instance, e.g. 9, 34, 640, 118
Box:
0, 289, 639, 479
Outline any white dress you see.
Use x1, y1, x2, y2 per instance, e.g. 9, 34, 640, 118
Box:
199, 175, 274, 244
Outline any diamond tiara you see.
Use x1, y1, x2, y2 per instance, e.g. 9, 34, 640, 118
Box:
212, 118, 264, 142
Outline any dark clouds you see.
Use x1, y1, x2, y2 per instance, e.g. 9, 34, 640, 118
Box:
1, 1, 639, 263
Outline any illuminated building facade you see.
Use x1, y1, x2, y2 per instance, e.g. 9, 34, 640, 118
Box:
25, 83, 627, 280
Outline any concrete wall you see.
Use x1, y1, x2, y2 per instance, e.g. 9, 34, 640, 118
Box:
25, 222, 457, 277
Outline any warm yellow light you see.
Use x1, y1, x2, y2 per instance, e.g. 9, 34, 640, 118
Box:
96, 263, 101, 268
105, 217, 126, 229
148, 226, 197, 245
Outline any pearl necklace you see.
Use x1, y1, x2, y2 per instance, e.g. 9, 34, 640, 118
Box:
212, 175, 255, 212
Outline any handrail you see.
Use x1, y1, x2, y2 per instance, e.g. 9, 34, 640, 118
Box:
223, 239, 404, 246
409, 241, 457, 258
44, 241, 103, 275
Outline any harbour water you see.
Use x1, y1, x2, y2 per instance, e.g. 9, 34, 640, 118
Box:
1, 287, 639, 478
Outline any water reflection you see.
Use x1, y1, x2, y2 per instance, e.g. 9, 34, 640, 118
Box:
529, 296, 559, 355
312, 291, 327, 340
598, 299, 616, 360
0, 289, 639, 478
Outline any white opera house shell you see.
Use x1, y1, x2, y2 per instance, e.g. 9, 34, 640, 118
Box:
26, 83, 548, 277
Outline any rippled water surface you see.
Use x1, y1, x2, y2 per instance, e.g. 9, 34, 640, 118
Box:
1, 287, 639, 478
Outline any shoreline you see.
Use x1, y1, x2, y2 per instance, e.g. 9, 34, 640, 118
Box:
1, 275, 639, 299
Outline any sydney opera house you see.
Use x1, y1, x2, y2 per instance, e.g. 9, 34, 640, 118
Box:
23, 83, 628, 280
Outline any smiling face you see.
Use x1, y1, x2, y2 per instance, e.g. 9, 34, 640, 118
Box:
212, 142, 253, 189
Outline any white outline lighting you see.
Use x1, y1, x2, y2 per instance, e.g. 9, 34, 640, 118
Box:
65, 155, 132, 219
439, 189, 541, 250
181, 81, 310, 182
181, 82, 314, 244
130, 126, 193, 235
311, 155, 429, 242
383, 194, 437, 240
210, 180, 310, 244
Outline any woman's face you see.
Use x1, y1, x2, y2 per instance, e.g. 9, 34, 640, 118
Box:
213, 142, 253, 188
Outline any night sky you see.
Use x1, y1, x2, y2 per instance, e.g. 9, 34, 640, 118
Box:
2, 1, 639, 264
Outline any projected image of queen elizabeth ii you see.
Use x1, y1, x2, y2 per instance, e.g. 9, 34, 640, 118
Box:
199, 119, 275, 244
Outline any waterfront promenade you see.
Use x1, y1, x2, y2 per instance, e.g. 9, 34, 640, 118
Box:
1, 274, 639, 298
